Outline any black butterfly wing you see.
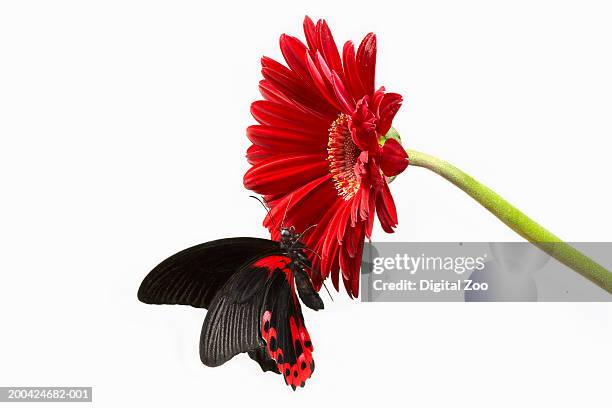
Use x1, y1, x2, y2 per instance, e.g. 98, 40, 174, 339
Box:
137, 237, 279, 309
198, 258, 272, 367
200, 255, 319, 389
248, 347, 280, 373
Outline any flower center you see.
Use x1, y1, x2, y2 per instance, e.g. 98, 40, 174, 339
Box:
327, 114, 360, 200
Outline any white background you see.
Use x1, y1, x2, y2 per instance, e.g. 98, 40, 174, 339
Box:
1, 1, 611, 407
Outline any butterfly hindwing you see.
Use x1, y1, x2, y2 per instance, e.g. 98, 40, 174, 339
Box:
137, 238, 279, 308
199, 254, 317, 389
248, 347, 280, 373
199, 260, 272, 367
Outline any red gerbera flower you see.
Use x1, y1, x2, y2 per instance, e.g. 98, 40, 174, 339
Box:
244, 16, 409, 297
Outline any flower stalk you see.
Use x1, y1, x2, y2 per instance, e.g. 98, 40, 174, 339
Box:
405, 147, 612, 294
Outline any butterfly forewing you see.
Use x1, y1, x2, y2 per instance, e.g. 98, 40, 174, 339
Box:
137, 238, 278, 308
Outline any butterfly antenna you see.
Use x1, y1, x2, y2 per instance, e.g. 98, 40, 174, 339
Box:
249, 195, 279, 230
302, 246, 322, 260
322, 282, 334, 302
294, 224, 317, 246
280, 193, 293, 229
297, 262, 333, 301
288, 224, 319, 254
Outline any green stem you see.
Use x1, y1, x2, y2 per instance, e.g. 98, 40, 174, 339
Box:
406, 148, 612, 294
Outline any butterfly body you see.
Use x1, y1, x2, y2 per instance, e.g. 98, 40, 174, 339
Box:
138, 228, 323, 390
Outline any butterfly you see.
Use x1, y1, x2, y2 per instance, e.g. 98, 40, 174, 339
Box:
137, 222, 324, 390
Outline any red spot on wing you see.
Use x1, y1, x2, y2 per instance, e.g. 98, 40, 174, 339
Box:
252, 256, 295, 293
261, 311, 315, 389
252, 255, 291, 274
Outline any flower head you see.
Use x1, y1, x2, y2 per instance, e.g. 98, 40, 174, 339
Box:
244, 16, 408, 297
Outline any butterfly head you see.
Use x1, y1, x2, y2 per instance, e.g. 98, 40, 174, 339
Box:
279, 226, 299, 250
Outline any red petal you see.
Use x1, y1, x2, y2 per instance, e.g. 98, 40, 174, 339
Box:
244, 154, 328, 195
356, 33, 376, 97
377, 92, 402, 135
262, 72, 335, 119
350, 185, 362, 226
305, 52, 342, 111
344, 220, 361, 258
315, 51, 333, 83
259, 80, 292, 105
342, 41, 366, 100
330, 71, 355, 114
380, 138, 409, 177
247, 125, 326, 151
261, 57, 320, 105
316, 20, 343, 78
262, 56, 300, 81
376, 182, 398, 233
246, 144, 270, 165
321, 202, 348, 274
308, 199, 345, 282
251, 100, 329, 131
263, 174, 333, 232
279, 34, 312, 83
364, 188, 377, 238
328, 249, 341, 291
261, 58, 336, 118
372, 87, 385, 108
335, 204, 352, 243
349, 99, 378, 152
339, 223, 365, 298
303, 16, 318, 52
